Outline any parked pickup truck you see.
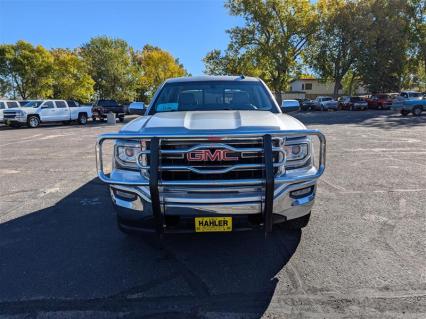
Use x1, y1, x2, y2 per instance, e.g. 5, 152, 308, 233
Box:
96, 76, 326, 235
0, 100, 21, 123
391, 91, 426, 116
92, 99, 126, 122
3, 99, 92, 128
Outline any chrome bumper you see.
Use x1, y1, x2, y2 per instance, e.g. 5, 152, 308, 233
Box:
110, 178, 317, 221
96, 130, 326, 233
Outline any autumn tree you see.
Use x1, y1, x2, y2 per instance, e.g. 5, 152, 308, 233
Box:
51, 49, 94, 102
134, 45, 187, 102
0, 41, 53, 99
305, 0, 362, 97
355, 0, 413, 93
80, 36, 138, 102
204, 0, 317, 103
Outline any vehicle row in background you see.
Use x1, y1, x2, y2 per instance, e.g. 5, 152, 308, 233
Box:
295, 90, 425, 115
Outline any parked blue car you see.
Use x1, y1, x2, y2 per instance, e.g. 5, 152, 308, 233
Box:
391, 91, 426, 116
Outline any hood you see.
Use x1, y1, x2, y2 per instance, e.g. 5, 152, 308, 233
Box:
121, 110, 306, 134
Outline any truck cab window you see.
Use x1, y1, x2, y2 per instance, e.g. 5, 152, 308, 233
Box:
43, 101, 55, 108
56, 101, 67, 108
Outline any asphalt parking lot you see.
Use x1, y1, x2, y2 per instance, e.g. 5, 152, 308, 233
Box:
0, 110, 425, 318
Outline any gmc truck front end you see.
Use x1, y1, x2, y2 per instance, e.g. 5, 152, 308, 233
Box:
96, 130, 326, 234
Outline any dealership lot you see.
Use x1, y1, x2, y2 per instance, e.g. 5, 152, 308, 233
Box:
0, 111, 425, 318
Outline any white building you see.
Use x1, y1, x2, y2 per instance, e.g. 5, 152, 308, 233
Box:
288, 78, 368, 98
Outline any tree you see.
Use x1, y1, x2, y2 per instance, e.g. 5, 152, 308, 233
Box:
203, 49, 264, 78
305, 0, 361, 97
79, 36, 138, 102
51, 49, 94, 102
0, 41, 53, 99
355, 0, 413, 93
204, 0, 317, 103
403, 0, 426, 90
134, 45, 187, 102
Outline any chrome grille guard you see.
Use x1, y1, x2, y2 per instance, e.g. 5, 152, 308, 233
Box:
96, 130, 326, 187
96, 130, 326, 234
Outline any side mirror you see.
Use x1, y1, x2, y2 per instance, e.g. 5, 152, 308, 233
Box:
281, 100, 300, 113
40, 105, 48, 109
129, 103, 146, 115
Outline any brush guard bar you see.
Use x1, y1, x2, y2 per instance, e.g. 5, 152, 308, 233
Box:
96, 130, 326, 234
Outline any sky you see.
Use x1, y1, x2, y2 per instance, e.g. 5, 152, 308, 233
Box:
0, 0, 242, 75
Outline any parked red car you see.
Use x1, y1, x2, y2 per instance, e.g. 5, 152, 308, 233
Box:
367, 94, 392, 110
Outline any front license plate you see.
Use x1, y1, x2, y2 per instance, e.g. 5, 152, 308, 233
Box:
195, 217, 232, 232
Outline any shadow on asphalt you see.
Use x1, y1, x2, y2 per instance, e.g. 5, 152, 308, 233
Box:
0, 178, 301, 317
295, 110, 426, 129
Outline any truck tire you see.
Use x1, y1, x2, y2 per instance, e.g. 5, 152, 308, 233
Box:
400, 110, 410, 116
78, 113, 88, 125
27, 115, 40, 128
281, 213, 311, 230
412, 106, 423, 116
118, 116, 124, 123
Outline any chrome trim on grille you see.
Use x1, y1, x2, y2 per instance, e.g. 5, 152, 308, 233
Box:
96, 130, 326, 186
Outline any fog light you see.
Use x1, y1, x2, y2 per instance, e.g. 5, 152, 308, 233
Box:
290, 186, 314, 199
114, 189, 137, 200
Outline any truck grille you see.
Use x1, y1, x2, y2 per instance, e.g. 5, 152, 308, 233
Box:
155, 138, 282, 181
3, 111, 17, 119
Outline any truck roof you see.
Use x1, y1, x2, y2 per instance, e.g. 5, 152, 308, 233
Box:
165, 75, 260, 84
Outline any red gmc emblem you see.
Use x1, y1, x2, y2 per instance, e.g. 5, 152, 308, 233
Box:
186, 149, 238, 162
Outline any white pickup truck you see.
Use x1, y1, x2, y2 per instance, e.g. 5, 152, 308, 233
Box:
0, 100, 21, 123
3, 99, 92, 128
96, 76, 326, 235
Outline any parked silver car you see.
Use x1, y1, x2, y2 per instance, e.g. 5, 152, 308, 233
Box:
313, 96, 338, 111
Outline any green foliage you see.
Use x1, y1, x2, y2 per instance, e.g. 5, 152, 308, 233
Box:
0, 41, 53, 99
203, 49, 264, 78
355, 0, 413, 93
51, 49, 94, 103
79, 36, 139, 102
304, 0, 361, 97
204, 0, 317, 102
134, 45, 188, 102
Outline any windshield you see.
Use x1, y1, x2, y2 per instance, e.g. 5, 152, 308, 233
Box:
409, 93, 422, 98
351, 97, 364, 102
150, 81, 277, 114
22, 100, 43, 108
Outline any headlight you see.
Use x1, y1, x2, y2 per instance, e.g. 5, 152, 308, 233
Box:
115, 140, 147, 170
17, 110, 25, 116
283, 143, 309, 161
278, 137, 311, 171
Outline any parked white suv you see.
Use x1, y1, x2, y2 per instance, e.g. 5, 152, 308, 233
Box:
3, 99, 92, 128
0, 100, 21, 123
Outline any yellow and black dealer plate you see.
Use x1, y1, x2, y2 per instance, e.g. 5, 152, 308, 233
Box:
195, 217, 232, 232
